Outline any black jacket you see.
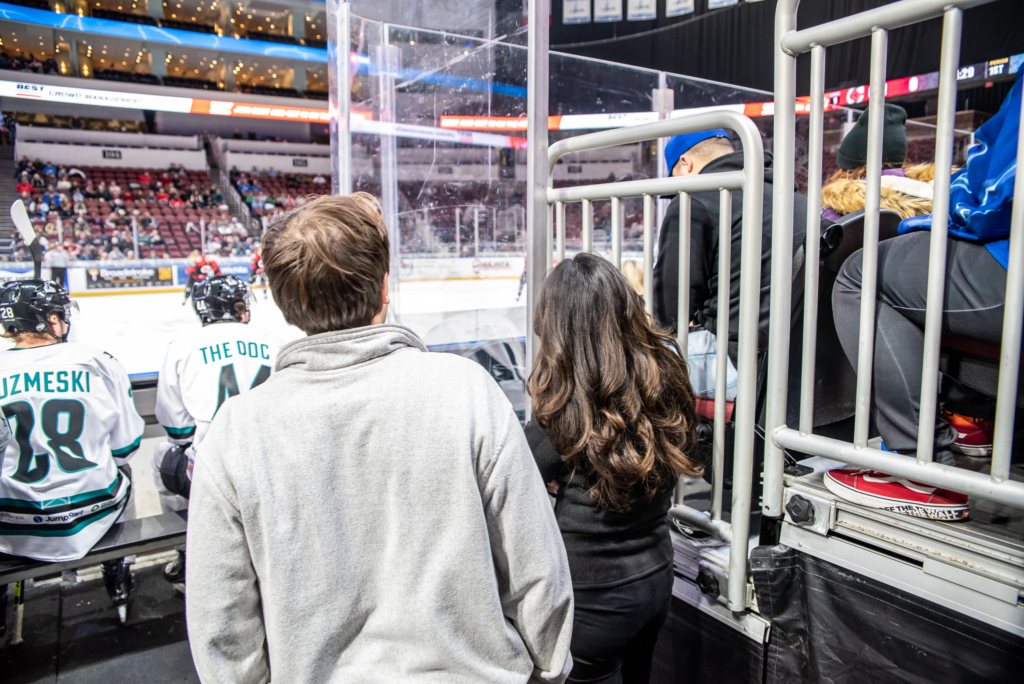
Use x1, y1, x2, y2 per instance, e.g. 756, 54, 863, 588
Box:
652, 151, 808, 362
525, 421, 674, 590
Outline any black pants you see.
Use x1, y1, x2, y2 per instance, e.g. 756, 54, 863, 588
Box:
833, 232, 1006, 461
568, 564, 674, 684
50, 266, 66, 285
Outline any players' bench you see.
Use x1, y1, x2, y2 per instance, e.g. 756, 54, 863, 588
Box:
0, 511, 187, 587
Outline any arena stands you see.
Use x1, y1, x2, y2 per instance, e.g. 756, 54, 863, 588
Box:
10, 161, 253, 260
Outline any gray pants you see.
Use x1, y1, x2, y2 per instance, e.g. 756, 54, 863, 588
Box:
833, 232, 1006, 460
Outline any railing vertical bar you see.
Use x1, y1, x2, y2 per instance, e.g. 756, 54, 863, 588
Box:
643, 194, 655, 315
611, 197, 622, 268
546, 202, 554, 273
677, 191, 691, 358
712, 189, 732, 522
991, 81, 1024, 482
582, 198, 593, 253
852, 27, 889, 449
555, 201, 566, 264
916, 8, 962, 464
799, 44, 826, 435
762, 0, 799, 519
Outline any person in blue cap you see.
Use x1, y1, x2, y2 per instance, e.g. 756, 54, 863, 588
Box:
653, 128, 809, 401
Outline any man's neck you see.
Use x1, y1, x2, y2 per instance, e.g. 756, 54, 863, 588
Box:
15, 337, 58, 349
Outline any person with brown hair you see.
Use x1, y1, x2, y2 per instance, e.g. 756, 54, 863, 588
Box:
526, 253, 701, 684
185, 193, 574, 684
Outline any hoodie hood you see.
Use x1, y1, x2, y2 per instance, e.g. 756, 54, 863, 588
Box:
275, 324, 427, 373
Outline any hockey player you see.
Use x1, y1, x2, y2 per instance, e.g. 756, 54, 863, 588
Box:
0, 280, 144, 624
182, 250, 221, 305
248, 247, 268, 300
154, 274, 278, 592
516, 256, 527, 301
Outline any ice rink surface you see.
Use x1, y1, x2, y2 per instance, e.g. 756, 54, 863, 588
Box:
5, 278, 527, 376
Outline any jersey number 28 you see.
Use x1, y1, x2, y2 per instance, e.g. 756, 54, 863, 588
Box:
2, 400, 93, 484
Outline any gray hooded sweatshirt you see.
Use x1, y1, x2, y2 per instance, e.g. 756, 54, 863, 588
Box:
186, 325, 574, 684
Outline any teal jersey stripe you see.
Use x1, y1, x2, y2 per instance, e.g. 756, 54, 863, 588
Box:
111, 434, 143, 457
0, 475, 121, 512
162, 425, 196, 438
0, 503, 120, 537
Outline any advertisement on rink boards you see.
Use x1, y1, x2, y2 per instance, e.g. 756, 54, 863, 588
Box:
85, 266, 175, 290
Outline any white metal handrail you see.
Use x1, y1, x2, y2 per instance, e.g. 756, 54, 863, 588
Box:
764, 0, 1024, 518
543, 111, 765, 613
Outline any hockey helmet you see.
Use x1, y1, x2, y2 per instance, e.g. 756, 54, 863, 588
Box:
0, 279, 78, 341
192, 275, 252, 325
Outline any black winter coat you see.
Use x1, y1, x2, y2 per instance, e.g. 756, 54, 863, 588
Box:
652, 151, 808, 362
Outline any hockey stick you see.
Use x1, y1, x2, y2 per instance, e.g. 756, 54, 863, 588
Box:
10, 199, 41, 279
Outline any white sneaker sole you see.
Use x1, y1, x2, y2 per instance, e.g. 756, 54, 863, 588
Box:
823, 473, 970, 522
951, 442, 993, 457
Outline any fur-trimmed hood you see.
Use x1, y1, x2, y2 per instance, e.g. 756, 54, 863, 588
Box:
821, 163, 936, 220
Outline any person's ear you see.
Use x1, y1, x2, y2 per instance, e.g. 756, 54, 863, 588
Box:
381, 273, 390, 306
672, 154, 697, 177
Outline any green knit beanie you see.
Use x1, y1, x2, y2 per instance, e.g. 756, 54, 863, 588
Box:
837, 104, 908, 171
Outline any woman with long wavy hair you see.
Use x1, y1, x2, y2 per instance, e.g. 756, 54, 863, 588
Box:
526, 253, 700, 684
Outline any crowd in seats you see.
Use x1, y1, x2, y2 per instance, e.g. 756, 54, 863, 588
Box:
92, 8, 159, 25
245, 33, 302, 46
229, 166, 330, 228
3, 0, 49, 9
240, 85, 302, 98
161, 18, 217, 34
0, 51, 59, 76
95, 69, 162, 86
11, 158, 256, 261
163, 76, 222, 91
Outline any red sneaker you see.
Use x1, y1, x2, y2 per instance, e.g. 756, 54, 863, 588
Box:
941, 410, 994, 457
824, 468, 970, 521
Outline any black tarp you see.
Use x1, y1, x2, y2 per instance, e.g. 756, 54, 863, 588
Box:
749, 544, 1024, 684
650, 583, 764, 684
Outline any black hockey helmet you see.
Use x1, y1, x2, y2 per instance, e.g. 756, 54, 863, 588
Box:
0, 279, 78, 341
192, 274, 252, 325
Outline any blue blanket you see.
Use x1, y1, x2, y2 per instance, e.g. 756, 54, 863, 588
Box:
899, 69, 1022, 268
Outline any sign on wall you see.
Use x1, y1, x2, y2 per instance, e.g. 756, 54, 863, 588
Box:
708, 0, 740, 9
102, 150, 122, 159
666, 0, 695, 17
594, 0, 622, 22
563, 0, 591, 24
86, 267, 174, 290
627, 0, 656, 21
292, 158, 308, 167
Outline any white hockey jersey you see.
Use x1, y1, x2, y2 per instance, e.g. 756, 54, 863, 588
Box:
155, 322, 277, 467
0, 343, 145, 562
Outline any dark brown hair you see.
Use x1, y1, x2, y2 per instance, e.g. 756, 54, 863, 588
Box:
528, 254, 701, 512
262, 193, 389, 335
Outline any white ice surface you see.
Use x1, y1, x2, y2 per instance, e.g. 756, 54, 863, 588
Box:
0, 279, 527, 376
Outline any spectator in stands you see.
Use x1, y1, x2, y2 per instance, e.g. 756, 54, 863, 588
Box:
312, 173, 327, 185
107, 245, 125, 261
150, 229, 164, 248
139, 171, 152, 186
31, 172, 45, 190
247, 128, 257, 140
653, 129, 808, 400
42, 161, 56, 178
71, 115, 83, 130
186, 193, 574, 682
526, 254, 698, 684
822, 105, 935, 221
15, 177, 32, 194
827, 70, 1023, 521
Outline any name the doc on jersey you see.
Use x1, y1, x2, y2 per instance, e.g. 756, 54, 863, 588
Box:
199, 341, 272, 365
0, 370, 91, 398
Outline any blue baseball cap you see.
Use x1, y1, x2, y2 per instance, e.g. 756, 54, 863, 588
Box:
664, 129, 730, 175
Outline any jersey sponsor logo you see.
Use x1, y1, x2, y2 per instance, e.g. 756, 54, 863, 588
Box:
0, 371, 89, 399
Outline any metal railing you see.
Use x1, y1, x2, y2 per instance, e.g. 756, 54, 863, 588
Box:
542, 112, 765, 613
763, 0, 1024, 519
